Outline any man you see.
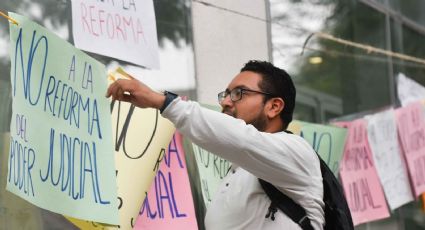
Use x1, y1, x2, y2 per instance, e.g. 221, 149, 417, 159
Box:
106, 60, 324, 229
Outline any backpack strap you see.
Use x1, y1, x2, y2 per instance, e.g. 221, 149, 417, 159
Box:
259, 179, 314, 230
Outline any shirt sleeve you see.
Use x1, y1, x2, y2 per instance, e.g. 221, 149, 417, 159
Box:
162, 98, 322, 189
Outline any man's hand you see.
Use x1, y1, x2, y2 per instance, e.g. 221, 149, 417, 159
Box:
106, 78, 165, 109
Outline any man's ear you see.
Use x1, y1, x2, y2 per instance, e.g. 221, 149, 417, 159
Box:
266, 98, 285, 119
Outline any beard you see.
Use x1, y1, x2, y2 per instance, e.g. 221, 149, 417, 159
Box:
222, 107, 268, 132
251, 112, 268, 132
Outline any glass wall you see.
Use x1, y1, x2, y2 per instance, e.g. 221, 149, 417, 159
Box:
271, 0, 425, 122
270, 0, 425, 229
388, 0, 425, 27
0, 0, 194, 229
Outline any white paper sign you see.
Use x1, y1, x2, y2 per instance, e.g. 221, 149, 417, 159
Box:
366, 109, 413, 210
71, 0, 160, 68
397, 73, 425, 106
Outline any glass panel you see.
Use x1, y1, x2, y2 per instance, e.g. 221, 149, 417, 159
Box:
392, 24, 425, 85
399, 201, 425, 229
293, 103, 317, 123
388, 0, 401, 12
272, 1, 425, 229
388, 0, 425, 27
399, 0, 425, 27
271, 1, 405, 229
390, 20, 425, 229
271, 0, 391, 121
324, 111, 339, 121
372, 0, 387, 5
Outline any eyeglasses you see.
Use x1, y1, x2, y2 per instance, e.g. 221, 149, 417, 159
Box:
217, 87, 275, 104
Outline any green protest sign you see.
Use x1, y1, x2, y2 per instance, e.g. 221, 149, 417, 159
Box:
7, 13, 118, 224
297, 121, 347, 175
185, 104, 232, 207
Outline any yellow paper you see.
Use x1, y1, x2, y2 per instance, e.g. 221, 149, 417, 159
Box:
66, 216, 111, 229
287, 120, 301, 135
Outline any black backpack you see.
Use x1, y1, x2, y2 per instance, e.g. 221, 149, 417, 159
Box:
259, 153, 354, 230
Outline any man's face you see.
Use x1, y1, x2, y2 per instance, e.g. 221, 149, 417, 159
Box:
220, 71, 268, 131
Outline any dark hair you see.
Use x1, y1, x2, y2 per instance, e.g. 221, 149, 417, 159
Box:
240, 60, 296, 128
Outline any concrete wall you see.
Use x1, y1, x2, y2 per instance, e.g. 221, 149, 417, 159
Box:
191, 0, 270, 104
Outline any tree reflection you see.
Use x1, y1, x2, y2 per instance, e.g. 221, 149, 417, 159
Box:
272, 0, 408, 116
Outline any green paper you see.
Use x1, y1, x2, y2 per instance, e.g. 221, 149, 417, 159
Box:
297, 121, 347, 175
191, 104, 232, 206
192, 143, 232, 206
7, 13, 118, 224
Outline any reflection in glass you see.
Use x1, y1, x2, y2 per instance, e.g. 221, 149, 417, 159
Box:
271, 1, 425, 229
271, 1, 392, 119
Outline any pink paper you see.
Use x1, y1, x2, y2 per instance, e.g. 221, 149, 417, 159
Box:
395, 102, 425, 197
134, 132, 198, 230
339, 119, 390, 226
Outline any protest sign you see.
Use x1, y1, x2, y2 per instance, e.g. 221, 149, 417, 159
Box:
135, 132, 198, 229
366, 110, 413, 210
71, 0, 160, 68
336, 120, 389, 225
297, 121, 347, 175
7, 12, 118, 224
185, 104, 232, 207
395, 102, 425, 197
191, 143, 232, 206
1, 132, 45, 229
397, 73, 425, 107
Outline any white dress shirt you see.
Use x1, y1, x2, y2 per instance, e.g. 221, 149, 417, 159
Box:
162, 98, 325, 230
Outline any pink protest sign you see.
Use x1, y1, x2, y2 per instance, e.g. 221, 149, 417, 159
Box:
395, 102, 425, 197
134, 132, 198, 230
338, 119, 389, 226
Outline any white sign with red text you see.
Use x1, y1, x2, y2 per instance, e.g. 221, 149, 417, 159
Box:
71, 0, 160, 68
